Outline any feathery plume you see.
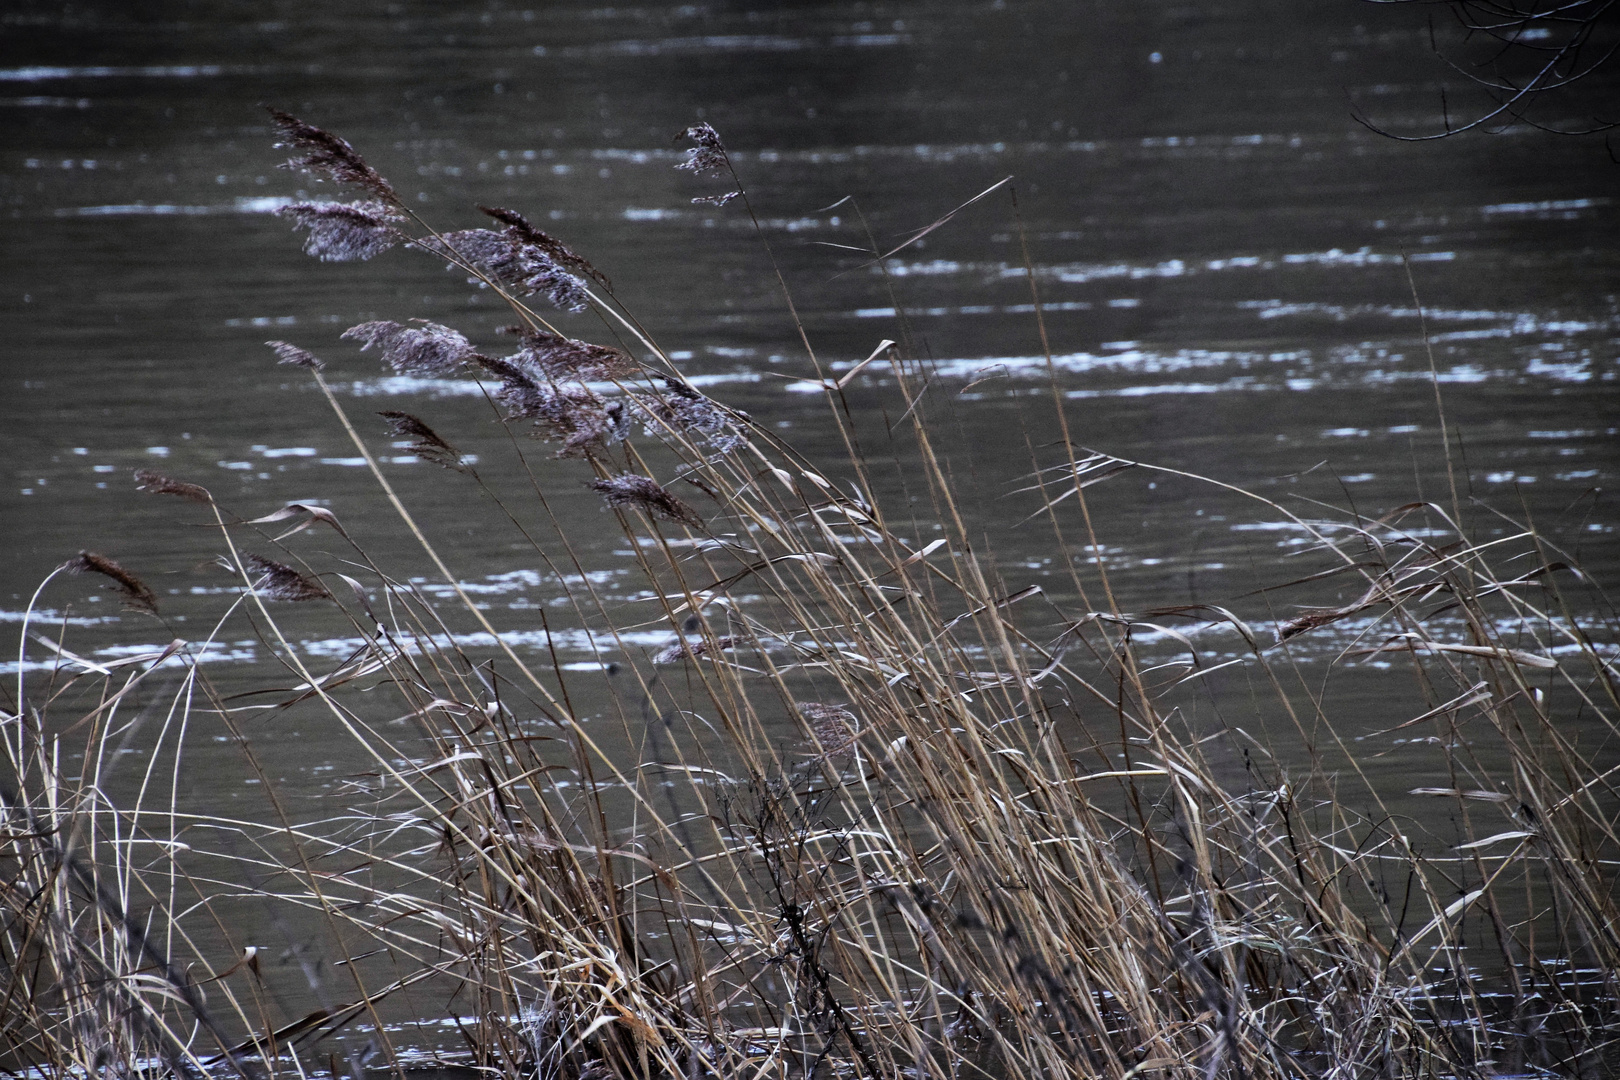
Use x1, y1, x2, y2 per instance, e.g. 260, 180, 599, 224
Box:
267, 107, 400, 205
414, 208, 602, 312
692, 191, 741, 207
64, 551, 158, 615
675, 123, 728, 175
590, 474, 704, 529
133, 469, 211, 504
510, 329, 636, 382
676, 123, 741, 205
475, 356, 628, 457
652, 635, 736, 665
279, 201, 404, 262
342, 320, 475, 376
242, 554, 329, 602
797, 702, 860, 757
378, 411, 469, 472
477, 205, 607, 287
639, 378, 743, 454
265, 340, 325, 371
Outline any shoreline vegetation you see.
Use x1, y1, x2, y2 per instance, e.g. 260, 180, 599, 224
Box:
4, 113, 1617, 1079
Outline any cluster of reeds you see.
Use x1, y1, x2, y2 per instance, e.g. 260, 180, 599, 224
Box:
4, 112, 1617, 1080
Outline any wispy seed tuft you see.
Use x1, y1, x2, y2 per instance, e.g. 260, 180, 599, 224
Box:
265, 340, 325, 371
133, 469, 212, 504
652, 635, 736, 665
267, 108, 400, 205
342, 320, 475, 376
675, 123, 728, 175
476, 356, 628, 458
797, 702, 860, 756
64, 551, 159, 615
639, 378, 744, 454
242, 554, 329, 602
477, 205, 608, 287
378, 411, 469, 472
414, 207, 601, 312
511, 329, 637, 382
676, 123, 741, 204
590, 474, 704, 529
279, 201, 404, 262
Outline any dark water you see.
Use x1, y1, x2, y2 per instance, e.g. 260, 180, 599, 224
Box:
2, 0, 1617, 1054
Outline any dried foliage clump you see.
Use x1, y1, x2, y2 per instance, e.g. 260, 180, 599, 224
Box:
9, 108, 1618, 1080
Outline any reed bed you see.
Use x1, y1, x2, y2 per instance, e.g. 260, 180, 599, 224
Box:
3, 114, 1617, 1080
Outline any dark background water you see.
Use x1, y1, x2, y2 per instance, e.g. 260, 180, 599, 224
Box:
2, 0, 1617, 1048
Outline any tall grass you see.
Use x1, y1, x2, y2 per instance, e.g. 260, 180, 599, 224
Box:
4, 115, 1617, 1079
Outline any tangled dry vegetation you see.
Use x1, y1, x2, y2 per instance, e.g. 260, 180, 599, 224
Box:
3, 114, 1617, 1080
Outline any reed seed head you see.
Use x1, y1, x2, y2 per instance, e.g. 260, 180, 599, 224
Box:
279, 201, 405, 262
267, 107, 401, 205
512, 329, 636, 382
476, 355, 627, 457
242, 554, 329, 602
415, 210, 600, 312
64, 551, 158, 615
640, 378, 743, 454
591, 474, 704, 529
797, 702, 860, 756
133, 469, 212, 504
343, 320, 475, 376
265, 339, 325, 371
675, 122, 728, 175
652, 635, 736, 665
378, 411, 468, 472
